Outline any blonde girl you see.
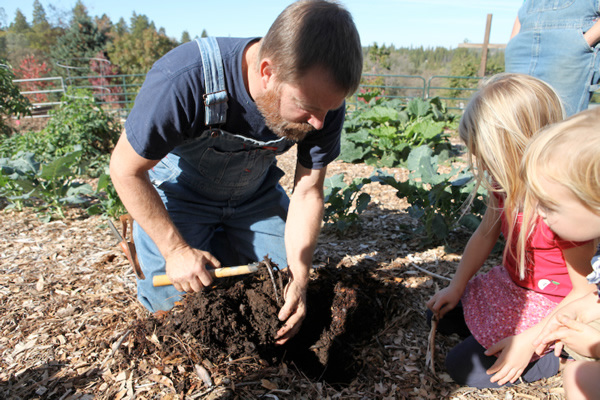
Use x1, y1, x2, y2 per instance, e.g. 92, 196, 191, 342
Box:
426, 73, 597, 389
521, 107, 600, 400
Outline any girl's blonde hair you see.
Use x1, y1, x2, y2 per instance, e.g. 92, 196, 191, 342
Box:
520, 108, 600, 255
459, 73, 564, 278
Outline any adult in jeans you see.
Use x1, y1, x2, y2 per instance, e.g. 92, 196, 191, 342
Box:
109, 0, 363, 344
505, 0, 600, 116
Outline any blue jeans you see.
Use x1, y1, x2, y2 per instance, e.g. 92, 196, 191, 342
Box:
134, 128, 292, 312
505, 0, 600, 116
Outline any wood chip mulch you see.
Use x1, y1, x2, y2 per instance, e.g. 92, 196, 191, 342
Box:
0, 146, 566, 399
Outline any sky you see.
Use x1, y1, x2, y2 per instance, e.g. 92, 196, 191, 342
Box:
1, 0, 524, 49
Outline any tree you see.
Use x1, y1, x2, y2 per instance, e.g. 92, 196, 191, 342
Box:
50, 2, 107, 72
113, 17, 128, 37
200, 29, 208, 38
29, 1, 60, 59
88, 50, 122, 106
71, 0, 88, 24
95, 14, 113, 38
10, 9, 30, 33
4, 10, 32, 67
13, 55, 51, 103
367, 43, 391, 71
107, 13, 177, 77
0, 62, 31, 136
0, 8, 8, 30
181, 30, 191, 43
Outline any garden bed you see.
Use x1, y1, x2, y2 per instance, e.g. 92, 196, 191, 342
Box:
0, 147, 565, 399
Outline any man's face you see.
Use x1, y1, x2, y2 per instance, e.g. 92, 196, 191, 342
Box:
255, 66, 346, 142
536, 175, 600, 242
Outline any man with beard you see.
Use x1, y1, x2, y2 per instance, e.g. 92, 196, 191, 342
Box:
109, 0, 362, 344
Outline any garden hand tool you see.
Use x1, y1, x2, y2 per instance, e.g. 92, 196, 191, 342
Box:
108, 215, 145, 280
152, 261, 261, 287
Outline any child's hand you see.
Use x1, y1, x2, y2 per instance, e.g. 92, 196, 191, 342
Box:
426, 284, 463, 319
485, 333, 536, 385
532, 292, 600, 355
537, 314, 600, 359
533, 311, 575, 356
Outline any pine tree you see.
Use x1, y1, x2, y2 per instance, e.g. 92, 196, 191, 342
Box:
50, 2, 107, 72
180, 30, 191, 44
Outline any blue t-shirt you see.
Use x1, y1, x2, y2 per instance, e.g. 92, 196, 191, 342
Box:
125, 37, 344, 169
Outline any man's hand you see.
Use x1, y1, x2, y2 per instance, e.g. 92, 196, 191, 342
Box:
485, 333, 535, 385
165, 246, 220, 292
275, 279, 307, 345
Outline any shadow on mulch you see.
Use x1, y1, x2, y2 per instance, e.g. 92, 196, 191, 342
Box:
0, 361, 99, 399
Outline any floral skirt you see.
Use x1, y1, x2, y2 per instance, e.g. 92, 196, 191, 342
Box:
462, 265, 558, 358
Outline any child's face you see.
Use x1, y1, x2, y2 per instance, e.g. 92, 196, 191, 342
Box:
536, 176, 600, 242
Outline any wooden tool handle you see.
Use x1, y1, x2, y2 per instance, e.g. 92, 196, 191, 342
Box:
152, 264, 259, 287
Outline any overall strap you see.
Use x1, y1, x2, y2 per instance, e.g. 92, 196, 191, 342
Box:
195, 37, 228, 126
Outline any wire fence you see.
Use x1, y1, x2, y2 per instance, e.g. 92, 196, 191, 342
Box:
13, 73, 600, 118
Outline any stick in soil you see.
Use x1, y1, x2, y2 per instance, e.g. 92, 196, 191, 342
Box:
426, 314, 438, 375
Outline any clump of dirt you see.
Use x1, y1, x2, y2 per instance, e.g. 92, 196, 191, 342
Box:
130, 257, 404, 386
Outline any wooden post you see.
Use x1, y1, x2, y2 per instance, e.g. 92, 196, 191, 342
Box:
458, 14, 506, 76
478, 14, 493, 77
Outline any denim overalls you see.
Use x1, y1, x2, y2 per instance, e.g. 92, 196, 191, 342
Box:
134, 37, 295, 312
505, 0, 600, 116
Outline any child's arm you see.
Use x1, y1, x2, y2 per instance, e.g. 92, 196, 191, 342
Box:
484, 241, 598, 385
538, 314, 600, 359
534, 290, 600, 355
427, 196, 502, 318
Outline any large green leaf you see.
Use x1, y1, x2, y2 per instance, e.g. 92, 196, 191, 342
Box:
406, 145, 433, 172
409, 120, 444, 141
360, 106, 399, 123
39, 151, 82, 180
339, 138, 369, 163
407, 98, 430, 118
430, 213, 449, 240
355, 192, 371, 213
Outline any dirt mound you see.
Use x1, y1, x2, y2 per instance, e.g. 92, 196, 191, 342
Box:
129, 258, 404, 388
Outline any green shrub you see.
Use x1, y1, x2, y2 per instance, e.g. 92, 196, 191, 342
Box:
323, 173, 372, 233
340, 97, 456, 168
371, 145, 487, 243
0, 150, 94, 220
0, 63, 31, 136
0, 89, 124, 220
0, 89, 121, 176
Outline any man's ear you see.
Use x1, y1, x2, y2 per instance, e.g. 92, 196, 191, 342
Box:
259, 59, 275, 90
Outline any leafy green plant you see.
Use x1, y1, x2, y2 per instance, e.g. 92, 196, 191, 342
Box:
0, 150, 94, 220
340, 97, 455, 168
323, 173, 372, 233
371, 145, 487, 243
86, 168, 126, 219
0, 88, 121, 176
0, 62, 31, 136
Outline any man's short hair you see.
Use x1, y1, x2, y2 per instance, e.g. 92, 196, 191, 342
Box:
259, 0, 363, 97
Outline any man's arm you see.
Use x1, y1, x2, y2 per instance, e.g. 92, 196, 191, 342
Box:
275, 161, 327, 344
109, 131, 220, 292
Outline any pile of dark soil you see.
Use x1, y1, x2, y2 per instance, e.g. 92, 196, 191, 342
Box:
128, 257, 404, 390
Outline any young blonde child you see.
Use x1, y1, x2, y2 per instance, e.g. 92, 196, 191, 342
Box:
520, 107, 600, 400
426, 73, 597, 389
